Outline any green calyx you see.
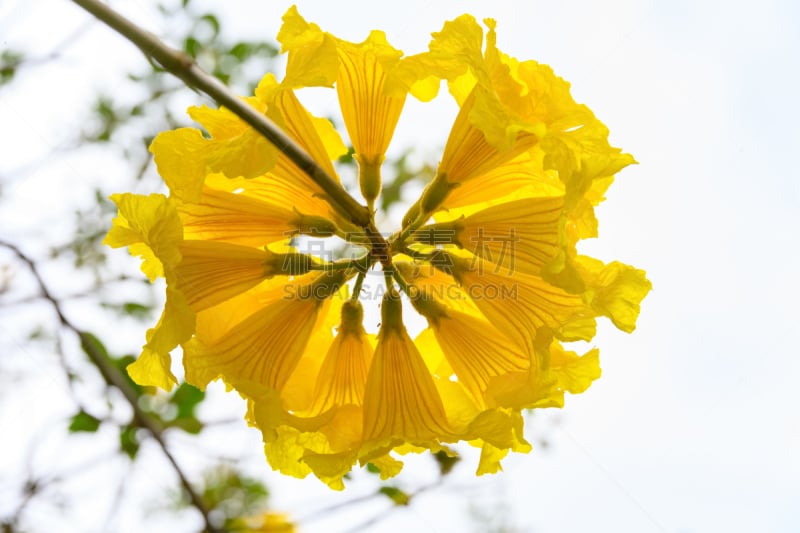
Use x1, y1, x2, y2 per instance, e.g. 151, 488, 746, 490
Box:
419, 173, 453, 216
356, 155, 383, 208
380, 289, 405, 334
339, 299, 365, 335
267, 252, 313, 277
293, 213, 339, 237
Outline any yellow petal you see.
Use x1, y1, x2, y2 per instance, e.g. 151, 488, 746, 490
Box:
230, 511, 298, 533
412, 14, 488, 95
438, 89, 538, 187
550, 344, 601, 394
263, 426, 315, 479
150, 104, 279, 203
127, 286, 194, 390
104, 194, 189, 390
476, 441, 509, 475
104, 193, 182, 281
256, 80, 344, 181
301, 450, 358, 490
366, 453, 404, 480
442, 149, 563, 212
467, 408, 531, 457
414, 300, 529, 406
201, 171, 341, 239
177, 180, 301, 246
433, 377, 481, 434
362, 329, 452, 445
419, 195, 564, 276
313, 404, 363, 452
182, 275, 338, 390
190, 275, 296, 350
576, 256, 652, 333
419, 16, 544, 154
175, 240, 275, 311
394, 260, 482, 317
308, 300, 373, 414
337, 31, 405, 164
187, 99, 260, 139
126, 348, 175, 391
277, 6, 338, 88
456, 259, 586, 354
147, 129, 209, 203
411, 326, 448, 376
362, 296, 453, 448
281, 288, 346, 412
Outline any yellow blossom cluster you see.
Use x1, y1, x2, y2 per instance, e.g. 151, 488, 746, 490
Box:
105, 6, 651, 489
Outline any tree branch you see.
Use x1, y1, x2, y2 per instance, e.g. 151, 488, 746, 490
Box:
0, 240, 223, 533
70, 0, 372, 228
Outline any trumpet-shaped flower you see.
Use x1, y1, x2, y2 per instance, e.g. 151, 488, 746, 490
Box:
307, 300, 373, 415
106, 6, 650, 488
361, 293, 453, 450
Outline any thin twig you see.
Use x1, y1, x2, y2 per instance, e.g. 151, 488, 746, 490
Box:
0, 240, 223, 533
70, 0, 371, 227
0, 275, 139, 308
299, 479, 442, 526
4, 19, 94, 75
339, 480, 443, 533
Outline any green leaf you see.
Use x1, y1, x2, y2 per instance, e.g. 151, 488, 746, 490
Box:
184, 36, 200, 58
366, 462, 381, 474
228, 42, 252, 61
337, 145, 355, 165
100, 301, 153, 319
122, 302, 152, 318
0, 50, 24, 87
433, 449, 460, 475
170, 383, 205, 419
120, 425, 140, 460
200, 14, 221, 38
170, 417, 203, 434
68, 410, 102, 433
378, 486, 410, 506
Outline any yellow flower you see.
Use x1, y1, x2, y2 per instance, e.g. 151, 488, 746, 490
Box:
229, 512, 297, 533
361, 291, 453, 453
106, 6, 650, 487
411, 293, 529, 408
412, 195, 565, 276
278, 6, 427, 206
104, 193, 193, 390
306, 299, 372, 415
184, 272, 343, 390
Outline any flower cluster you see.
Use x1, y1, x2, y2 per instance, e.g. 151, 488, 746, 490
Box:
105, 7, 651, 489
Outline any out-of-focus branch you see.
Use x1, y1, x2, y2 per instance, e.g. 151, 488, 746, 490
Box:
298, 478, 443, 529
70, 0, 371, 227
0, 240, 223, 533
341, 480, 443, 533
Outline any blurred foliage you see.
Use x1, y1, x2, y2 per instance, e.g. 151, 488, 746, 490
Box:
199, 465, 270, 529
379, 151, 435, 213
68, 410, 102, 433
378, 486, 411, 506
433, 449, 461, 476
0, 50, 24, 87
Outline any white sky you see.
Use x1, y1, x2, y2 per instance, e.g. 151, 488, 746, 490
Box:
1, 0, 799, 532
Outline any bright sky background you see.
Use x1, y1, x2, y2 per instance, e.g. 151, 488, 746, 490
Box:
1, 0, 799, 532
